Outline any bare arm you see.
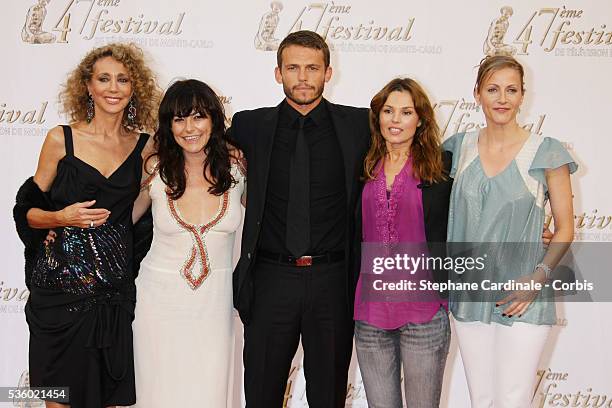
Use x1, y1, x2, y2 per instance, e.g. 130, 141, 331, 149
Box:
32, 126, 64, 192
538, 164, 574, 269
499, 164, 574, 316
27, 126, 110, 229
132, 187, 152, 224
229, 145, 247, 207
132, 139, 157, 223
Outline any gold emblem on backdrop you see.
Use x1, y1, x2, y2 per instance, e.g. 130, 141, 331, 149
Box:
532, 369, 611, 407
255, 1, 283, 51
21, 0, 56, 44
433, 98, 547, 139
484, 6, 517, 56
165, 77, 232, 107
0, 282, 30, 302
0, 102, 48, 125
484, 5, 612, 56
20, 0, 186, 44
254, 1, 416, 51
545, 210, 612, 242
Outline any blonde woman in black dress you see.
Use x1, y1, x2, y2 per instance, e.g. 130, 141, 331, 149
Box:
14, 43, 160, 408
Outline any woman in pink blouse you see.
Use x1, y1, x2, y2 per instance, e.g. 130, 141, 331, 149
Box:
353, 78, 453, 407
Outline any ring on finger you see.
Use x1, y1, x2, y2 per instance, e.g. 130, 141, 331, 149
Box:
89, 220, 94, 228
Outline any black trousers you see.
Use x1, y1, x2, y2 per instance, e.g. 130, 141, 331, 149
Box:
243, 259, 354, 408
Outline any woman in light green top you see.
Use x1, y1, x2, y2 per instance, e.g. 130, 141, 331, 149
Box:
443, 55, 577, 407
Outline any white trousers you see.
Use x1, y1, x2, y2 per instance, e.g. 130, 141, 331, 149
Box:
453, 318, 551, 408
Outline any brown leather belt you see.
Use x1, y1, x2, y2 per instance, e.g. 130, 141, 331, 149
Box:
258, 250, 345, 267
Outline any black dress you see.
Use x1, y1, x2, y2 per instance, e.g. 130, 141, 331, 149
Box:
26, 125, 149, 408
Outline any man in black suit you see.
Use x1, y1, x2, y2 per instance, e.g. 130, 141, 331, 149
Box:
231, 30, 370, 407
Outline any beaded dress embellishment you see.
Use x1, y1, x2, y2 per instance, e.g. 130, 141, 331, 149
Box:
32, 223, 128, 309
167, 191, 229, 290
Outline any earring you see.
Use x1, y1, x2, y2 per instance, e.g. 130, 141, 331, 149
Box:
86, 94, 94, 123
127, 98, 137, 124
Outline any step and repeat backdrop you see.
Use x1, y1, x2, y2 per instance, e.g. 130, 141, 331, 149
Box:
1, 0, 611, 406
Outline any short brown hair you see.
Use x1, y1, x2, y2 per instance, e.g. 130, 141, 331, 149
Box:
475, 55, 525, 94
364, 78, 445, 184
276, 30, 330, 68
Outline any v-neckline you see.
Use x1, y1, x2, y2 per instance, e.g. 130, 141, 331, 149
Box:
171, 190, 227, 228
70, 135, 141, 180
382, 155, 411, 191
476, 131, 530, 179
71, 152, 134, 180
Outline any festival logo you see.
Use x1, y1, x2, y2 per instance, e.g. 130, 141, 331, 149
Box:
165, 77, 232, 108
0, 282, 29, 314
20, 0, 186, 44
546, 210, 612, 242
0, 102, 50, 138
532, 369, 611, 407
254, 1, 440, 55
484, 5, 612, 56
21, 0, 56, 44
433, 97, 547, 139
0, 102, 48, 125
255, 1, 283, 51
484, 6, 517, 56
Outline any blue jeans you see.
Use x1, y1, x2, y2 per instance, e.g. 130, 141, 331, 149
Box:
354, 307, 451, 408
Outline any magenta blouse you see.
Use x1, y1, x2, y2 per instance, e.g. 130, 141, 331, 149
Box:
353, 157, 447, 329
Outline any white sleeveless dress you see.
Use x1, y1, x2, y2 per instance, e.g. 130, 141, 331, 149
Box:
132, 164, 245, 407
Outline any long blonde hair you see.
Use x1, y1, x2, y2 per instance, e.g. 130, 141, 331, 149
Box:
59, 42, 161, 131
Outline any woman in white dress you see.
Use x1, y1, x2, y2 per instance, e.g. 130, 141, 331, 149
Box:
131, 79, 245, 407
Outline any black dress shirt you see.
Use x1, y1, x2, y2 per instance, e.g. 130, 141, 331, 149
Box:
260, 100, 346, 254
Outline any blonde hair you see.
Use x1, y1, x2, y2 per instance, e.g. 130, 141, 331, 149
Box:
59, 42, 161, 131
364, 78, 445, 183
475, 55, 525, 94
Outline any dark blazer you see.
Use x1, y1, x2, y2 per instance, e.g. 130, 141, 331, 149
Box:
420, 150, 454, 244
230, 99, 370, 324
353, 150, 454, 297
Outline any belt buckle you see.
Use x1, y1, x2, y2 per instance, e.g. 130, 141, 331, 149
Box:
295, 256, 312, 267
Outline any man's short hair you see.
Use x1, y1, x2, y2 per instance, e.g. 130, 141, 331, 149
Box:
276, 30, 330, 68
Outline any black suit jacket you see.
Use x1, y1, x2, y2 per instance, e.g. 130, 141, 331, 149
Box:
352, 150, 454, 298
230, 99, 370, 324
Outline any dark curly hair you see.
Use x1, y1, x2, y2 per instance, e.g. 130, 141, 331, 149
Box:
150, 79, 236, 199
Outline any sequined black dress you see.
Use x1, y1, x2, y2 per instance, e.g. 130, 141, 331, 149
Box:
26, 125, 149, 408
